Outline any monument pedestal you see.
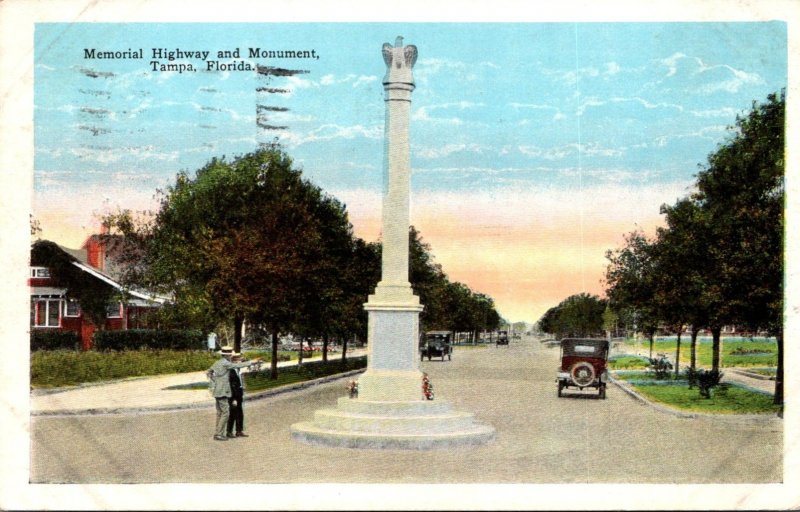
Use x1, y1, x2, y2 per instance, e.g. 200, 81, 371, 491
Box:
291, 285, 495, 449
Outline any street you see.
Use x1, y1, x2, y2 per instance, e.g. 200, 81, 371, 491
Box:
30, 336, 782, 484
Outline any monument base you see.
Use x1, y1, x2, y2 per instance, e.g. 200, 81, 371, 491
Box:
290, 397, 495, 450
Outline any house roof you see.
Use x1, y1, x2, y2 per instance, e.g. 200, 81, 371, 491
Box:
71, 261, 169, 304
59, 245, 88, 265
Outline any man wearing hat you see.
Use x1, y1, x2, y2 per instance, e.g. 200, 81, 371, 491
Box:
208, 346, 260, 441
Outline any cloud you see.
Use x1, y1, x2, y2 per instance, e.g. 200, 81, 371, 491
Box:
577, 96, 684, 116
415, 143, 488, 159
320, 73, 378, 87
660, 52, 687, 77
658, 52, 764, 93
68, 145, 180, 164
518, 142, 623, 160
278, 123, 382, 147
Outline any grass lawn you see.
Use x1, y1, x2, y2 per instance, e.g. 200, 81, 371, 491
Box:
626, 381, 780, 414
31, 349, 294, 388
168, 356, 367, 392
609, 355, 650, 370
620, 337, 777, 368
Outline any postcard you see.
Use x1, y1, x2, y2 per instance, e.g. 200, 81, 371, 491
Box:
1, 0, 798, 510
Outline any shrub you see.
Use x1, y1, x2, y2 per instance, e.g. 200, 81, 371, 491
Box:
648, 356, 673, 379
695, 369, 724, 399
93, 329, 205, 351
30, 330, 80, 351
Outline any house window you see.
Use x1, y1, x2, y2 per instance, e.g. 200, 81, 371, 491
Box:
32, 299, 61, 327
64, 299, 81, 317
106, 302, 122, 318
30, 267, 51, 278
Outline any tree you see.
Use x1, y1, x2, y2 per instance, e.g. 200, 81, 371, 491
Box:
537, 293, 606, 339
693, 90, 785, 403
605, 230, 659, 356
104, 149, 345, 379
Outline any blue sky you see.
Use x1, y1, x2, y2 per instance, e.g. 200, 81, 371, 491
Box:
33, 22, 787, 321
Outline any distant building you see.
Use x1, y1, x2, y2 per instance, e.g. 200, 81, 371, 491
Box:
29, 233, 166, 350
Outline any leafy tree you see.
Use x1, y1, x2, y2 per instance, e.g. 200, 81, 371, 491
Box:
537, 293, 606, 339
605, 230, 659, 356
693, 90, 785, 403
105, 149, 347, 379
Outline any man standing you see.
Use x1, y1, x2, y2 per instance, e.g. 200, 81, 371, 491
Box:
208, 346, 257, 441
226, 354, 247, 438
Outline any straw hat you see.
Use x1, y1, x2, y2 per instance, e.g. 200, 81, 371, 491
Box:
218, 346, 240, 356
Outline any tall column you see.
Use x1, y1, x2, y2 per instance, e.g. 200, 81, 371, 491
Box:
357, 36, 423, 401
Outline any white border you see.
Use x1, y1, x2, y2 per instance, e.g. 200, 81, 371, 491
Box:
1, 0, 798, 510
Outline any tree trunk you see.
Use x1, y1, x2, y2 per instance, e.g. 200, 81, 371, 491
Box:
233, 313, 243, 354
323, 333, 329, 362
340, 336, 348, 362
688, 325, 700, 389
298, 336, 304, 365
711, 325, 722, 373
774, 328, 783, 406
648, 331, 654, 359
674, 326, 682, 379
270, 324, 279, 380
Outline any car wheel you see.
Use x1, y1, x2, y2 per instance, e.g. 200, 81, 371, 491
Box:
569, 362, 596, 387
599, 384, 607, 399
557, 382, 564, 397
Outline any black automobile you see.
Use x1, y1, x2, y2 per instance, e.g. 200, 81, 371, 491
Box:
496, 330, 509, 346
419, 331, 452, 361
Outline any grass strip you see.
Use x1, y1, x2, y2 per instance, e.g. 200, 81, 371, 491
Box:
167, 356, 367, 392
31, 349, 295, 388
626, 381, 780, 415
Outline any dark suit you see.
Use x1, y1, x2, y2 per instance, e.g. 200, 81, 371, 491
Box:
226, 367, 244, 436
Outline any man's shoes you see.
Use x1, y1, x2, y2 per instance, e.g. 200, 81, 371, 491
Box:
213, 435, 228, 441
235, 432, 249, 437
226, 433, 235, 438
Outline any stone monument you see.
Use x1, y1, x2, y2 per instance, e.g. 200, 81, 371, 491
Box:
291, 37, 495, 449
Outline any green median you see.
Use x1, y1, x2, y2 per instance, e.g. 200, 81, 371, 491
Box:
615, 372, 780, 415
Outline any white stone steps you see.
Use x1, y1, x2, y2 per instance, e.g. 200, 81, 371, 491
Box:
311, 408, 476, 434
291, 421, 495, 450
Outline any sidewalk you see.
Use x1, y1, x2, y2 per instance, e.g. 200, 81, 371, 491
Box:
31, 349, 367, 416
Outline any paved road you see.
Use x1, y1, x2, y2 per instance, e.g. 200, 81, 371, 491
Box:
30, 338, 782, 485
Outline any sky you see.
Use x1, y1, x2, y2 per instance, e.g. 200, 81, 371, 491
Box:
32, 21, 787, 323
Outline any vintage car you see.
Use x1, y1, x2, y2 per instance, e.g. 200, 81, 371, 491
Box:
556, 338, 609, 399
496, 330, 509, 346
419, 331, 452, 361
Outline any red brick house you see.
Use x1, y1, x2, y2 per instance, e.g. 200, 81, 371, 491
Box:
29, 234, 167, 350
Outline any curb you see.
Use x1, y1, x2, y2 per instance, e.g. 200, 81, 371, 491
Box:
609, 375, 781, 422
728, 368, 776, 381
32, 368, 366, 417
